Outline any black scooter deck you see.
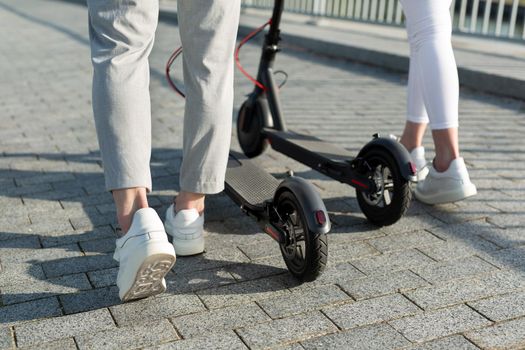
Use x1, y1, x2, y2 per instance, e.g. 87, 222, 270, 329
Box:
225, 152, 280, 208
267, 130, 353, 164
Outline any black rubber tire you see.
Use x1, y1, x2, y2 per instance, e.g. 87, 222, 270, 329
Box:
276, 190, 327, 282
356, 148, 411, 226
237, 99, 269, 158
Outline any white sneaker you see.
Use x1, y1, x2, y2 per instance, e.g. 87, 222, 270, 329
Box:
113, 208, 176, 302
388, 135, 428, 181
415, 157, 477, 204
164, 204, 205, 256
410, 146, 430, 181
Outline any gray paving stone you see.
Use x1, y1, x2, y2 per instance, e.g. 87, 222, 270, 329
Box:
40, 226, 115, 248
479, 245, 525, 269
487, 213, 525, 229
258, 284, 351, 319
171, 302, 270, 338
479, 227, 525, 248
0, 297, 61, 326
42, 254, 118, 278
78, 238, 115, 254
350, 249, 436, 275
339, 270, 430, 300
0, 328, 13, 350
196, 276, 290, 309
417, 239, 500, 262
379, 215, 444, 236
405, 270, 525, 310
14, 309, 115, 347
86, 267, 118, 288
368, 230, 443, 253
60, 286, 120, 314
404, 335, 479, 350
166, 268, 238, 294
149, 330, 248, 350
237, 311, 337, 350
109, 293, 206, 326
326, 240, 380, 264
225, 256, 289, 282
468, 290, 525, 322
301, 324, 410, 350
308, 261, 366, 286
76, 318, 178, 350
411, 256, 499, 284
389, 305, 492, 343
18, 338, 77, 350
0, 243, 82, 264
465, 317, 525, 349
0, 263, 46, 288
323, 293, 420, 330
1, 273, 92, 305
172, 246, 250, 275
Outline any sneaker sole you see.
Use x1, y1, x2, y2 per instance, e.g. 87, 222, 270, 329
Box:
172, 236, 205, 256
121, 254, 176, 302
415, 183, 477, 205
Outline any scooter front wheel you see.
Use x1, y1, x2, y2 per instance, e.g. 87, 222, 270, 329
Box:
356, 148, 411, 226
237, 99, 269, 158
276, 190, 327, 281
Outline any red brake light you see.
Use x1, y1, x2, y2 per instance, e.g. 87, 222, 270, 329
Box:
315, 210, 326, 225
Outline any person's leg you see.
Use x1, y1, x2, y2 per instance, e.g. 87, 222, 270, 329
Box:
400, 41, 429, 153
399, 0, 476, 204
88, 0, 175, 301
88, 0, 158, 234
400, 0, 459, 167
177, 0, 241, 198
164, 0, 241, 256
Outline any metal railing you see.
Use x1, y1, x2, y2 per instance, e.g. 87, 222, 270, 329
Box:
241, 0, 525, 40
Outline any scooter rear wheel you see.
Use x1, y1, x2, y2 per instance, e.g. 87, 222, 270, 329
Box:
276, 190, 327, 281
237, 99, 269, 158
356, 148, 411, 226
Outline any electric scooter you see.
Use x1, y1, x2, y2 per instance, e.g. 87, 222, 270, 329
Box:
166, 35, 331, 283
235, 0, 417, 226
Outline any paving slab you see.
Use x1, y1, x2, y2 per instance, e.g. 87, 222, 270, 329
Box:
339, 270, 430, 300
301, 324, 411, 350
323, 293, 421, 330
171, 302, 270, 338
237, 311, 338, 350
0, 297, 62, 327
148, 331, 248, 350
75, 318, 178, 350
1, 273, 92, 305
465, 317, 525, 350
389, 304, 492, 343
468, 290, 525, 322
109, 293, 206, 326
14, 309, 115, 347
404, 335, 479, 350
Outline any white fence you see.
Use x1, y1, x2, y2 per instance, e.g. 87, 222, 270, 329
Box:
242, 0, 525, 40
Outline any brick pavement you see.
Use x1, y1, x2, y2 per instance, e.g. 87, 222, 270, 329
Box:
1, 0, 525, 349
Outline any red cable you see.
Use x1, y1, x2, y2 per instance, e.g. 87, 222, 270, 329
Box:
165, 46, 185, 98
235, 19, 272, 91
165, 18, 272, 97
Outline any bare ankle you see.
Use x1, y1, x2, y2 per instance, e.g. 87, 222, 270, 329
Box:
113, 187, 149, 235
175, 191, 205, 214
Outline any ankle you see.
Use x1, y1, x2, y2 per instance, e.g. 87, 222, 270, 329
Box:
175, 192, 205, 214
113, 187, 149, 235
433, 156, 456, 173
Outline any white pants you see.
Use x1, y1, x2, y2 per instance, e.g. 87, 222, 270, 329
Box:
400, 0, 459, 130
88, 0, 241, 193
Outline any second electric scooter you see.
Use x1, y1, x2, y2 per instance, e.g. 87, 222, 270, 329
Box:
235, 0, 417, 226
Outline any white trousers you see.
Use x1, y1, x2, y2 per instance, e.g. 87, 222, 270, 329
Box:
400, 0, 459, 130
